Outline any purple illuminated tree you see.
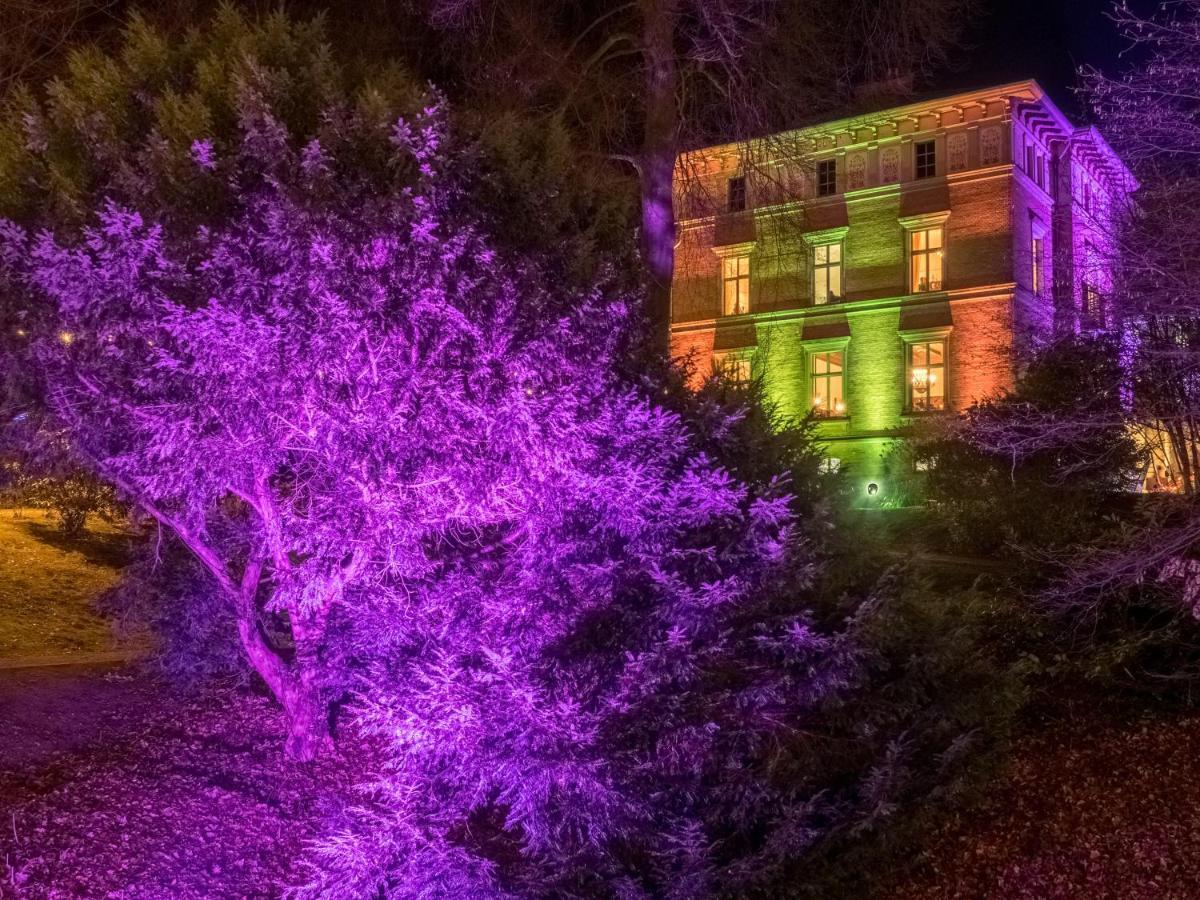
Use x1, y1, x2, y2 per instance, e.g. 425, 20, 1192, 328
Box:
3, 91, 652, 758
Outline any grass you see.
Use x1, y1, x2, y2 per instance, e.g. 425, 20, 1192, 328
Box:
0, 508, 133, 661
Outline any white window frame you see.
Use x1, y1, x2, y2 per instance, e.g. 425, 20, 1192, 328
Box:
812, 241, 844, 305
714, 352, 753, 387
806, 340, 850, 419
900, 212, 950, 295
802, 226, 850, 307
1031, 219, 1046, 299
902, 331, 951, 413
711, 241, 756, 318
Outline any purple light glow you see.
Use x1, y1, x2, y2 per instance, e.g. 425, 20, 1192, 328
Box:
4, 100, 849, 894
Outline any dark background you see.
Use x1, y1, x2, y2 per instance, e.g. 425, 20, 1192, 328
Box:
939, 0, 1155, 116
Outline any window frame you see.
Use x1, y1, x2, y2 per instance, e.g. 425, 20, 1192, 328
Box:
811, 239, 844, 305
801, 226, 849, 309
902, 333, 950, 414
806, 342, 849, 419
908, 225, 945, 293
900, 212, 950, 296
1081, 240, 1104, 329
720, 253, 752, 316
816, 158, 838, 197
914, 140, 937, 179
714, 352, 753, 387
727, 174, 747, 213
1030, 218, 1047, 299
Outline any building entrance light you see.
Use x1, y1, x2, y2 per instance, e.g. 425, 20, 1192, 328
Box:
866, 482, 879, 496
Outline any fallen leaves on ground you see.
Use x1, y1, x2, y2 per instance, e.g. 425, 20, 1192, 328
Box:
0, 674, 367, 899
887, 700, 1200, 900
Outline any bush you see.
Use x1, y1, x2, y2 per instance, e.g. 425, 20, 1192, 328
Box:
96, 532, 248, 684
900, 336, 1140, 561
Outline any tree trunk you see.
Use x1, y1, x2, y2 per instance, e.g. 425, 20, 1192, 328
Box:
232, 579, 331, 761
278, 657, 332, 761
639, 0, 680, 356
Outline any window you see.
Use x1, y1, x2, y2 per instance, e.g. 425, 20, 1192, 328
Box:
1025, 144, 1036, 178
1031, 225, 1045, 298
717, 355, 752, 387
907, 339, 946, 411
909, 226, 944, 292
727, 175, 747, 213
1082, 283, 1104, 329
817, 158, 837, 197
1081, 241, 1103, 328
810, 350, 846, 417
812, 242, 843, 305
915, 140, 936, 179
1036, 155, 1045, 190
722, 255, 751, 315
819, 457, 841, 475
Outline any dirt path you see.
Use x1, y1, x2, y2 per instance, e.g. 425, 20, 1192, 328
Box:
0, 664, 160, 770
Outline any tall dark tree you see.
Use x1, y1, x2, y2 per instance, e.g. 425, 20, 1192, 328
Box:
413, 0, 972, 346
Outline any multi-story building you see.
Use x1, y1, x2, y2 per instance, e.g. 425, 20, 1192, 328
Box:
669, 80, 1136, 499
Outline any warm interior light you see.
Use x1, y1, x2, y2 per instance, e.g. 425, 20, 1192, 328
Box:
834, 401, 845, 413
812, 396, 823, 407
58, 330, 74, 345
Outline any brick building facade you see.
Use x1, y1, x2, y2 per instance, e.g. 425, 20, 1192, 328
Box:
669, 80, 1136, 499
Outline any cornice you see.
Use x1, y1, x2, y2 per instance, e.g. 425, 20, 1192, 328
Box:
668, 284, 1016, 334
678, 80, 1045, 166
675, 165, 1015, 231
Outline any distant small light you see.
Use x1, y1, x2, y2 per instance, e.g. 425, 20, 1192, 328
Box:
58, 330, 74, 345
14, 328, 26, 337
866, 482, 879, 496
524, 387, 533, 397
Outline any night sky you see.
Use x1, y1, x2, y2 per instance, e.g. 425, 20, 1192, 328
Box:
937, 0, 1155, 117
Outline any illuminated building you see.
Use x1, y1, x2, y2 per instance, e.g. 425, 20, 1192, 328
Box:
670, 80, 1136, 498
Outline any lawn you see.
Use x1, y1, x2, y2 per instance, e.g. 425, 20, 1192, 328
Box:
0, 509, 132, 662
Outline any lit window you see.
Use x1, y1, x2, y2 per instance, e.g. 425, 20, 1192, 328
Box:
817, 159, 837, 197
1082, 283, 1104, 329
722, 255, 751, 316
810, 350, 846, 417
819, 457, 841, 474
717, 355, 752, 387
908, 339, 946, 411
1031, 228, 1045, 298
1081, 241, 1103, 328
813, 242, 843, 305
915, 140, 936, 179
910, 226, 944, 293
727, 175, 747, 213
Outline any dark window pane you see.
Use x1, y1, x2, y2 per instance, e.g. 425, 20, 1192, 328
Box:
728, 175, 747, 212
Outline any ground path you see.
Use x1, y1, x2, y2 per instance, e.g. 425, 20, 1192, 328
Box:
884, 697, 1200, 900
0, 664, 362, 899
